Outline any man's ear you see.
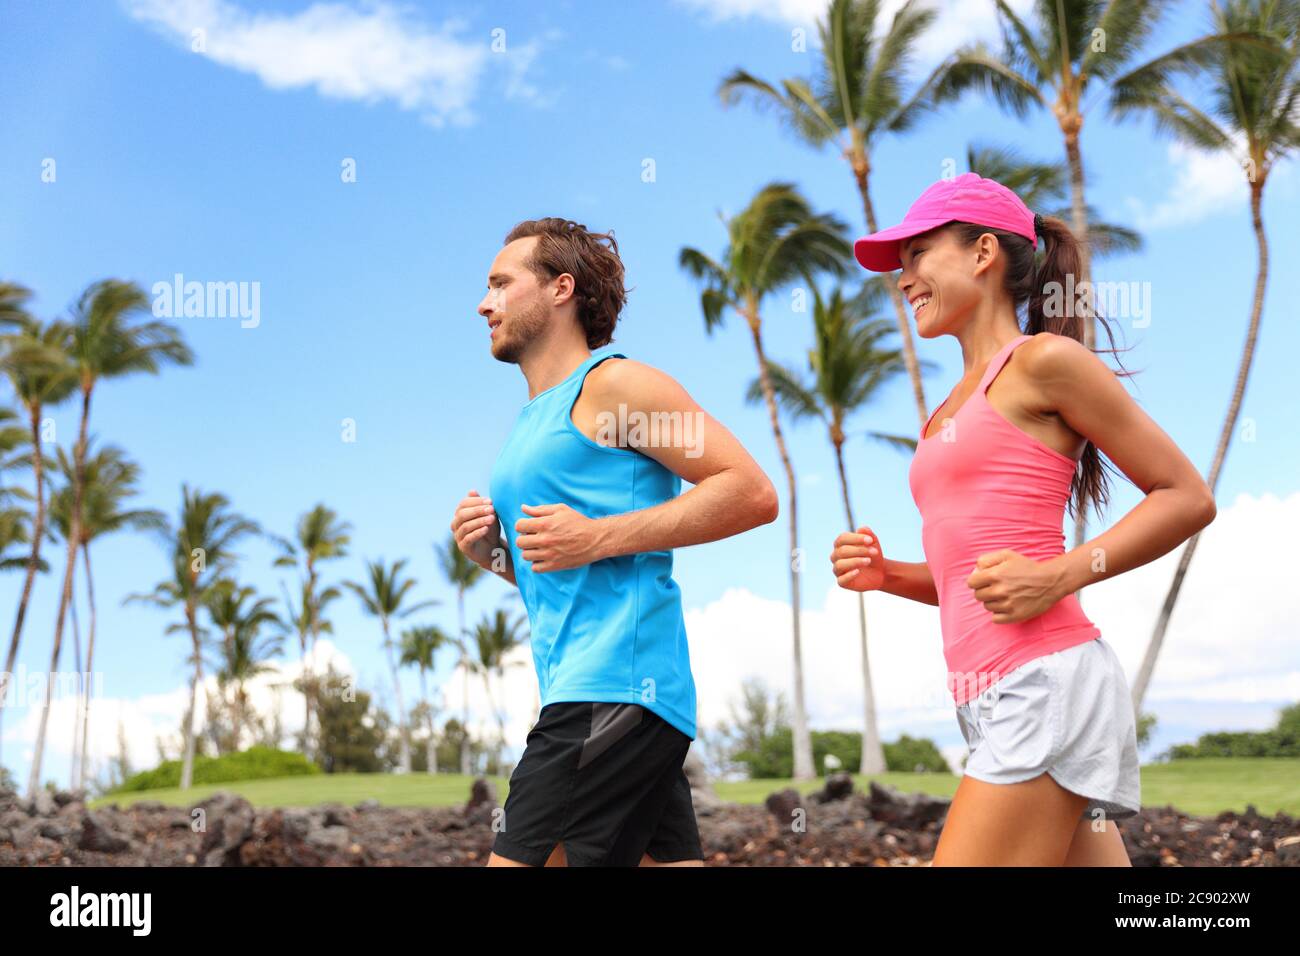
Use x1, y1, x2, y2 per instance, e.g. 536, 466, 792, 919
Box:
550, 271, 577, 308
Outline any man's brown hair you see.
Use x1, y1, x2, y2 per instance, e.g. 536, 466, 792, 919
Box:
503, 218, 629, 348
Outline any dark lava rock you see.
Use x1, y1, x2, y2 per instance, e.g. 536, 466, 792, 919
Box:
195, 791, 255, 866
810, 773, 856, 804
867, 781, 950, 828
466, 778, 497, 812
764, 788, 804, 825
1, 778, 1295, 867
79, 812, 130, 854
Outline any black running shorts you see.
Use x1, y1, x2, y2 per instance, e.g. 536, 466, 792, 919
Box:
490, 701, 704, 866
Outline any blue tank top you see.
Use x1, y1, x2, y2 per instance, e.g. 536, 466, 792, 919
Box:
489, 349, 697, 739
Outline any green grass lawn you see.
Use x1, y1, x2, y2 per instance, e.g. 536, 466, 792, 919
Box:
88, 758, 1300, 819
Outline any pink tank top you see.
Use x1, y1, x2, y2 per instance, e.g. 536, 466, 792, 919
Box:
908, 334, 1099, 706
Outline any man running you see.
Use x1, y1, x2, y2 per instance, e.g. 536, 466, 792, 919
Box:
452, 217, 778, 867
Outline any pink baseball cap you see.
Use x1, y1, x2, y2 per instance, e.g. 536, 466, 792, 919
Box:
853, 172, 1038, 272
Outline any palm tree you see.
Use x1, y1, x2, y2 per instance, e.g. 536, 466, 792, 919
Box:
45, 440, 163, 789
399, 624, 453, 774
679, 182, 852, 780
1109, 0, 1297, 712
927, 0, 1184, 547
206, 579, 283, 750
29, 280, 191, 796
466, 608, 528, 774
277, 577, 341, 760
0, 402, 39, 763
126, 486, 259, 790
0, 404, 31, 532
965, 143, 1143, 259
0, 315, 76, 765
344, 559, 436, 774
0, 403, 38, 602
273, 505, 351, 758
747, 281, 918, 775
718, 0, 939, 427
0, 282, 32, 330
435, 532, 484, 774
0, 503, 32, 573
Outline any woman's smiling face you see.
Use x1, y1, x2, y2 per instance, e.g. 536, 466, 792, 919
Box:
897, 225, 989, 338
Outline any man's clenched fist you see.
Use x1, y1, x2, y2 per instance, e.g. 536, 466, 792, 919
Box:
451, 489, 506, 573
514, 502, 607, 573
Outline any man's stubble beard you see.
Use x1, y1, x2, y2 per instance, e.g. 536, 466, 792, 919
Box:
491, 295, 551, 365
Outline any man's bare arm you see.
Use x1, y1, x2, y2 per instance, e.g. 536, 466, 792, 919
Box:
513, 359, 778, 573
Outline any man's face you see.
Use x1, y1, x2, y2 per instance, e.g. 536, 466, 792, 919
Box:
477, 238, 551, 364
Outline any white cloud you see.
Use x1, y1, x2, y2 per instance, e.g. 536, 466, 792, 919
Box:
583, 50, 631, 72
492, 28, 564, 108
5, 639, 359, 790
675, 0, 829, 25
1125, 138, 1257, 230
675, 0, 1036, 70
3, 633, 546, 790
122, 0, 542, 128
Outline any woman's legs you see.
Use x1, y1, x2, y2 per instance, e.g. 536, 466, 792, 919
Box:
932, 772, 1089, 866
1062, 816, 1133, 866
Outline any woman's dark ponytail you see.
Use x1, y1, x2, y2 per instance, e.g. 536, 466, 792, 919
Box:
948, 215, 1129, 523
1026, 213, 1087, 340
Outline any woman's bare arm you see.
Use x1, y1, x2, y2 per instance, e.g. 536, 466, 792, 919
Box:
831, 527, 939, 606
883, 558, 939, 605
966, 334, 1216, 622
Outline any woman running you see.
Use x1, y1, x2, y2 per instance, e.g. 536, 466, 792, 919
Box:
832, 172, 1216, 866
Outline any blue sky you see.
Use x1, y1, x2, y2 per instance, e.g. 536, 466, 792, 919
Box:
2, 0, 1297, 789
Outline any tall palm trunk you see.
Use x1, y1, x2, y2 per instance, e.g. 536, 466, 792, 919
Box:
419, 667, 437, 774
832, 438, 885, 775
1063, 123, 1095, 554
382, 618, 411, 773
0, 405, 48, 767
303, 563, 318, 759
458, 589, 471, 775
294, 623, 309, 756
1132, 180, 1267, 713
69, 571, 82, 788
853, 151, 928, 428
236, 684, 249, 749
480, 672, 503, 772
27, 528, 78, 796
745, 305, 813, 780
301, 639, 311, 757
180, 596, 201, 790
28, 387, 91, 796
76, 546, 98, 790
78, 542, 97, 791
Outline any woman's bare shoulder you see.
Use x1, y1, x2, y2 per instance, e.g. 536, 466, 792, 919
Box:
1018, 331, 1105, 382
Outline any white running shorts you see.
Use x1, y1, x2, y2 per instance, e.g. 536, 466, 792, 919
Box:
954, 636, 1141, 821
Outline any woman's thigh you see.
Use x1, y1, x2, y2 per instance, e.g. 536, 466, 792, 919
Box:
1063, 817, 1133, 867
932, 772, 1089, 866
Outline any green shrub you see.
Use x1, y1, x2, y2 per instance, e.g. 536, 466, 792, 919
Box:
733, 729, 948, 777
1166, 702, 1300, 759
883, 734, 949, 773
733, 727, 795, 778
110, 746, 320, 793
1167, 729, 1300, 759
814, 731, 863, 774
